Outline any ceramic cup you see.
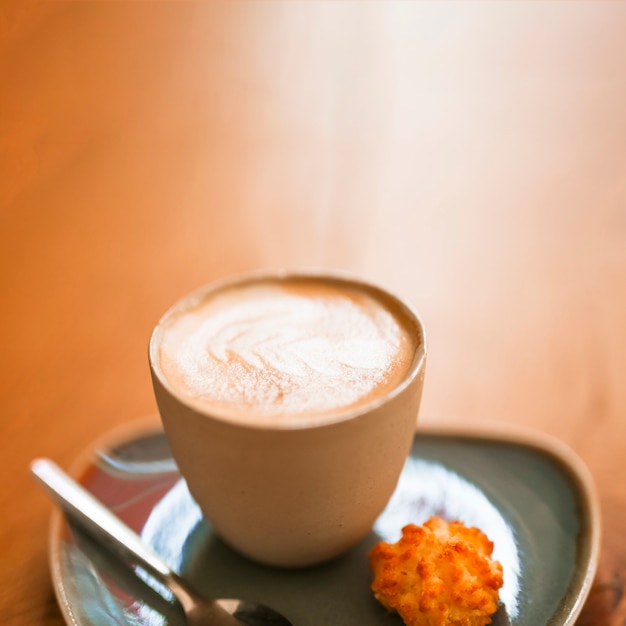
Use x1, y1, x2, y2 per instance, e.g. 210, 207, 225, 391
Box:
149, 270, 426, 567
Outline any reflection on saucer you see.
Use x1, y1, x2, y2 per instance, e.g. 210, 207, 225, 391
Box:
374, 457, 520, 617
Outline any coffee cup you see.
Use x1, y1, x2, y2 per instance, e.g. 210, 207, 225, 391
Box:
149, 270, 426, 567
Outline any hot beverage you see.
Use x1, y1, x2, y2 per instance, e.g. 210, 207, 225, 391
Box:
156, 276, 419, 426
149, 271, 426, 566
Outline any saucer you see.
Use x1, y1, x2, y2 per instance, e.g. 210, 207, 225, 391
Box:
48, 419, 600, 626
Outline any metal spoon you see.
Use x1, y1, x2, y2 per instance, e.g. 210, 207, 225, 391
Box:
31, 458, 293, 626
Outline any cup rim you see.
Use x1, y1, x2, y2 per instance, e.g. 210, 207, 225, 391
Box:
149, 268, 427, 430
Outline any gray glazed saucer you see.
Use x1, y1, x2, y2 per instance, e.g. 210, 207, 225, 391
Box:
47, 418, 600, 626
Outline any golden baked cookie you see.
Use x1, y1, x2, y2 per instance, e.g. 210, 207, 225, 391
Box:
369, 516, 504, 626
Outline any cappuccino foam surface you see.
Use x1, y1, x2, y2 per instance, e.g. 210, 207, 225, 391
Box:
157, 280, 417, 425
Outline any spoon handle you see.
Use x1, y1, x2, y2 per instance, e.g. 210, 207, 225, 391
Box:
30, 458, 186, 598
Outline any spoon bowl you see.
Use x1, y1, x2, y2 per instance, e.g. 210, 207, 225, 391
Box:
31, 458, 293, 626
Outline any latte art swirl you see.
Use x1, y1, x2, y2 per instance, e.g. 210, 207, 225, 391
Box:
158, 280, 416, 424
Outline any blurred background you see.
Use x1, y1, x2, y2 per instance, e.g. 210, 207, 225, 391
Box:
1, 2, 626, 622
3, 1, 625, 436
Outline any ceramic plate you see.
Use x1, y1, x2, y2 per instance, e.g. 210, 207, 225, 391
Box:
47, 418, 600, 626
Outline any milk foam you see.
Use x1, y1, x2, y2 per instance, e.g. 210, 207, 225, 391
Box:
157, 280, 416, 424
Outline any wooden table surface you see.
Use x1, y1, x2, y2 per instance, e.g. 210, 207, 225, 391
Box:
2, 2, 625, 624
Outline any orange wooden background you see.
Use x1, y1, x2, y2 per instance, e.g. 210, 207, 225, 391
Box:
1, 2, 625, 623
